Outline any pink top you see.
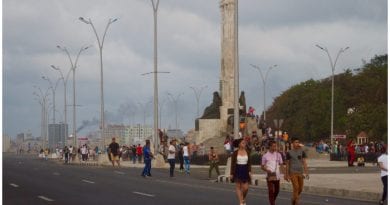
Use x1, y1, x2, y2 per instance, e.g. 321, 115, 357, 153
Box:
261, 151, 284, 180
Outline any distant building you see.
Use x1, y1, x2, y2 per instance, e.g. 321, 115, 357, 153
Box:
105, 124, 129, 146
127, 124, 153, 145
48, 123, 68, 149
16, 133, 25, 144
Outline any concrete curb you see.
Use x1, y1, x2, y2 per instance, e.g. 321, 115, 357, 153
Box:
217, 175, 380, 202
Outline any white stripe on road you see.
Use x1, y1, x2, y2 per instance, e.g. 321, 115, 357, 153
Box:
52, 172, 60, 176
9, 183, 19, 188
38, 195, 54, 202
82, 179, 95, 184
133, 191, 155, 197
114, 171, 125, 175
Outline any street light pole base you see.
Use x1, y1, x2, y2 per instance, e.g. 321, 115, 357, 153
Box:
152, 154, 167, 168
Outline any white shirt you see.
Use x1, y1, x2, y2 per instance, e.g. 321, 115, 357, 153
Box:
168, 145, 176, 159
236, 155, 248, 165
183, 146, 189, 157
378, 154, 388, 177
224, 143, 231, 151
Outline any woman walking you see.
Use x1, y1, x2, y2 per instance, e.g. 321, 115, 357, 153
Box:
378, 145, 387, 205
230, 138, 252, 205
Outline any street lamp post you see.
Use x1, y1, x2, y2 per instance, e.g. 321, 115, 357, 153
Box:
79, 17, 117, 150
42, 76, 61, 124
233, 0, 240, 139
51, 65, 73, 140
250, 64, 277, 123
57, 46, 90, 146
316, 44, 349, 145
189, 85, 208, 119
33, 86, 50, 148
151, 0, 160, 155
158, 98, 167, 129
167, 92, 183, 131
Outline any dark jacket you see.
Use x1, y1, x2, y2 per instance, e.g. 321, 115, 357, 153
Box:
230, 149, 252, 180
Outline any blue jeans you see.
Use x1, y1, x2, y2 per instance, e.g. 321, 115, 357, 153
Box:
168, 159, 175, 177
132, 155, 137, 164
142, 158, 151, 176
184, 156, 190, 173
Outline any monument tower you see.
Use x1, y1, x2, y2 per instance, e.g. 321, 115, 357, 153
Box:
219, 0, 236, 129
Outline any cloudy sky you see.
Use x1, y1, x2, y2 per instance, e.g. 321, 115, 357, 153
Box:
3, 0, 387, 138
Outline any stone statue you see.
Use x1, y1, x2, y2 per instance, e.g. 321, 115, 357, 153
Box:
200, 92, 222, 119
239, 91, 246, 115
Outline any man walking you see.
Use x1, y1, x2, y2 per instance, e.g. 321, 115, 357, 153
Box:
208, 147, 220, 180
141, 140, 154, 177
262, 141, 284, 205
167, 139, 177, 177
285, 137, 308, 205
109, 138, 120, 167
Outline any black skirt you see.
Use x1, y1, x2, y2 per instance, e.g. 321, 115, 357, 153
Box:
234, 164, 250, 183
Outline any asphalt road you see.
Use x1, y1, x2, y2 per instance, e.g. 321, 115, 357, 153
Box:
3, 154, 378, 205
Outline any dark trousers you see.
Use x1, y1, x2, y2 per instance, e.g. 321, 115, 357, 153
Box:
168, 159, 175, 177
142, 158, 151, 176
382, 175, 388, 202
179, 157, 184, 170
64, 153, 69, 163
267, 180, 280, 205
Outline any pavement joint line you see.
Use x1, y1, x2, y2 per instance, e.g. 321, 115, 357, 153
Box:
38, 195, 54, 202
133, 191, 155, 197
82, 179, 95, 184
9, 183, 19, 188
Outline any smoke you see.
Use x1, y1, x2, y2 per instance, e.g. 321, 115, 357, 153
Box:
76, 100, 140, 134
76, 117, 99, 133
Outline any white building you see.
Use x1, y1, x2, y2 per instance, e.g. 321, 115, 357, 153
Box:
126, 124, 153, 145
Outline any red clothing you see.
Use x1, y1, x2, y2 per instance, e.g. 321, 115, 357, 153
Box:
136, 146, 142, 156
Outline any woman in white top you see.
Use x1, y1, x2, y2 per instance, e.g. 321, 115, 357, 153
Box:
378, 146, 387, 205
230, 139, 252, 205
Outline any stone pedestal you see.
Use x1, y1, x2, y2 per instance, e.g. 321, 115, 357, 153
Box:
152, 154, 167, 168
196, 119, 222, 144
98, 153, 110, 166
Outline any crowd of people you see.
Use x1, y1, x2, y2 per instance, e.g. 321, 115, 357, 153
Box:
35, 132, 387, 205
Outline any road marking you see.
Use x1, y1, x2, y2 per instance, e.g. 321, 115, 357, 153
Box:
133, 191, 155, 197
38, 195, 54, 202
82, 179, 95, 184
53, 172, 60, 176
114, 171, 125, 175
9, 183, 19, 188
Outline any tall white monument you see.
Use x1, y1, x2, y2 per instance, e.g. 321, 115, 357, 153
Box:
219, 0, 237, 129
